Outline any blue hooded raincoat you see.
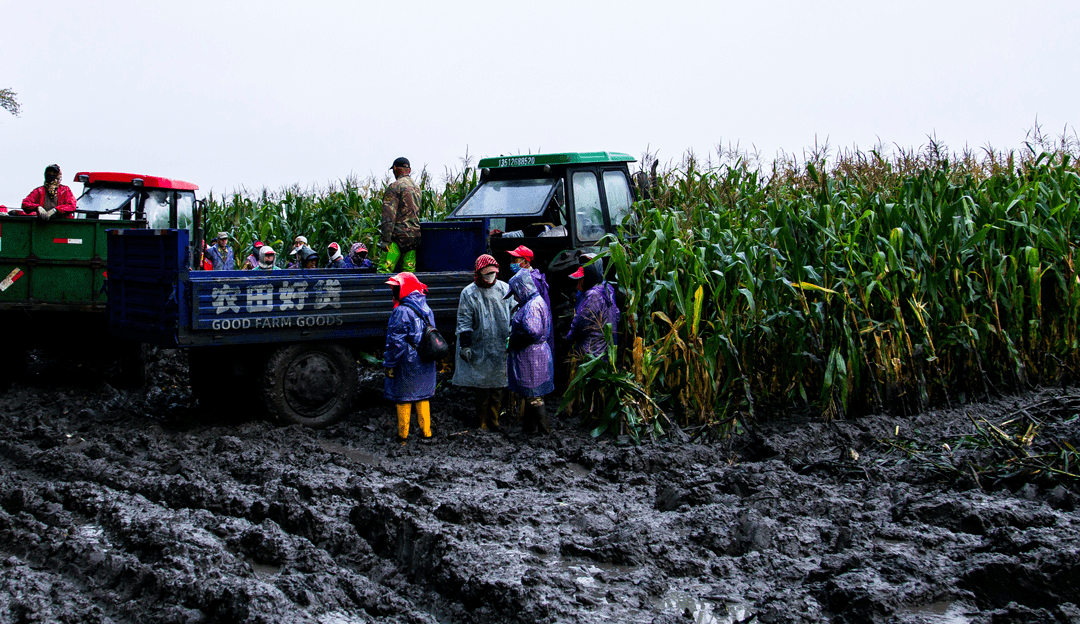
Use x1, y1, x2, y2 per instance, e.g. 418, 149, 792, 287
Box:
507, 271, 554, 397
383, 290, 438, 402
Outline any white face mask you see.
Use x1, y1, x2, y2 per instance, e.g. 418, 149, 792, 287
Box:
481, 271, 497, 284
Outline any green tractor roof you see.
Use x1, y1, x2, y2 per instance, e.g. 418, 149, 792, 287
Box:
478, 152, 635, 169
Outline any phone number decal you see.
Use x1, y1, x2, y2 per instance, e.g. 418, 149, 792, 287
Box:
499, 156, 536, 167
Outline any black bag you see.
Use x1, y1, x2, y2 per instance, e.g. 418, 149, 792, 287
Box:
399, 301, 450, 362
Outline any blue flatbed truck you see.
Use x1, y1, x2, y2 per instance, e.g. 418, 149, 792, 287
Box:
106, 221, 487, 428
106, 151, 642, 429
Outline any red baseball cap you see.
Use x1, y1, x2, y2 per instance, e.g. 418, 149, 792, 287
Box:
507, 245, 534, 261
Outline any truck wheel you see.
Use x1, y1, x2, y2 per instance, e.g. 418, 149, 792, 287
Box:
262, 342, 357, 429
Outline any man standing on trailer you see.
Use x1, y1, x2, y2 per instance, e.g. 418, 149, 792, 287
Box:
21, 164, 76, 220
379, 157, 422, 273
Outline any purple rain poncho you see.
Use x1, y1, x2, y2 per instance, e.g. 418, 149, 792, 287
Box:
506, 271, 554, 397
567, 262, 620, 357
383, 291, 437, 402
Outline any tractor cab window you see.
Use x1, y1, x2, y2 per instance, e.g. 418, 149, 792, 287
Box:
603, 170, 633, 229
76, 187, 136, 220
453, 178, 558, 218
176, 191, 194, 230
573, 171, 606, 241
144, 190, 172, 229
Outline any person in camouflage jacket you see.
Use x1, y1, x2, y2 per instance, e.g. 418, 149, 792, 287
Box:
380, 157, 422, 273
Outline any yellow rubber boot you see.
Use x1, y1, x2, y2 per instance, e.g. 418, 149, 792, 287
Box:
417, 400, 432, 438
396, 403, 411, 441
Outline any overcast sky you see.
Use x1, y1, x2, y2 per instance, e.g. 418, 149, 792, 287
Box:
2, 0, 1078, 207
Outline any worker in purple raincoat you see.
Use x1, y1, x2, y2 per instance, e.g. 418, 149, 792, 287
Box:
507, 244, 553, 354
383, 272, 437, 442
505, 270, 554, 434
567, 259, 620, 358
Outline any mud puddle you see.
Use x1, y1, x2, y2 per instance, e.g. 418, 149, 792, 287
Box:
0, 352, 1078, 623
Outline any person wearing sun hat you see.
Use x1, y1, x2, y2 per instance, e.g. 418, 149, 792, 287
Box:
344, 242, 375, 271
242, 241, 264, 270
326, 242, 346, 268
452, 254, 512, 430
383, 271, 436, 442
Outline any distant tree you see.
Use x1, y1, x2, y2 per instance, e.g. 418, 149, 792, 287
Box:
1, 88, 21, 116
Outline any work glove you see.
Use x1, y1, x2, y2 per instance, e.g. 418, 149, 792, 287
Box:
37, 207, 56, 221
384, 367, 395, 379
459, 347, 474, 364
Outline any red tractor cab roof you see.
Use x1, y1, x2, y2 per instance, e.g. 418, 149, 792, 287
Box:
74, 171, 198, 191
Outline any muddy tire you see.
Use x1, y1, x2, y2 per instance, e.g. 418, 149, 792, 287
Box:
261, 342, 357, 429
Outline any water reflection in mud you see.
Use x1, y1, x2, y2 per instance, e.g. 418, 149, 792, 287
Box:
898, 601, 973, 623
317, 440, 382, 466
658, 593, 754, 624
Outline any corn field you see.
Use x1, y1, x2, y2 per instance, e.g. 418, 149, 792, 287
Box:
603, 136, 1080, 438
203, 137, 1080, 440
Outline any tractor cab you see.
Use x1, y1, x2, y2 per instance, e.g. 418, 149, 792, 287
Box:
74, 171, 197, 230
446, 152, 636, 275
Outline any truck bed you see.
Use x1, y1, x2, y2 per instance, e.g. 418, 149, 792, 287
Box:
107, 224, 485, 349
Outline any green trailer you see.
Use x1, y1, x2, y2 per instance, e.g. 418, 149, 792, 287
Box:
0, 217, 141, 312
0, 172, 201, 384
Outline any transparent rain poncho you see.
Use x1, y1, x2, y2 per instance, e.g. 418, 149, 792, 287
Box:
451, 279, 513, 389
506, 271, 554, 397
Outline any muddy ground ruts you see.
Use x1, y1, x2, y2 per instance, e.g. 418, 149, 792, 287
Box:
0, 350, 1077, 623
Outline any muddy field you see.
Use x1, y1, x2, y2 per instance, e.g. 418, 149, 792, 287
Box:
0, 350, 1078, 624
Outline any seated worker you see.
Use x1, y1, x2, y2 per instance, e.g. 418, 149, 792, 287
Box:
21, 164, 76, 220
205, 232, 236, 270
326, 242, 346, 268
344, 243, 375, 271
297, 246, 319, 269
242, 241, 263, 270
255, 245, 279, 270
286, 235, 309, 268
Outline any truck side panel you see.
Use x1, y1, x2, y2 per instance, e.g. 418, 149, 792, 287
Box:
183, 269, 469, 347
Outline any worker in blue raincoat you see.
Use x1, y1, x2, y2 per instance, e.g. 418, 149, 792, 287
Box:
506, 270, 554, 433
452, 254, 512, 430
383, 272, 437, 442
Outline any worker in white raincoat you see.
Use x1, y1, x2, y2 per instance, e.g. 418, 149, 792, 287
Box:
452, 254, 512, 430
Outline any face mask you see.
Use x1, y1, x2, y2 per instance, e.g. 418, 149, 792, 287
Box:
510, 263, 522, 274
392, 286, 401, 301
482, 271, 497, 284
